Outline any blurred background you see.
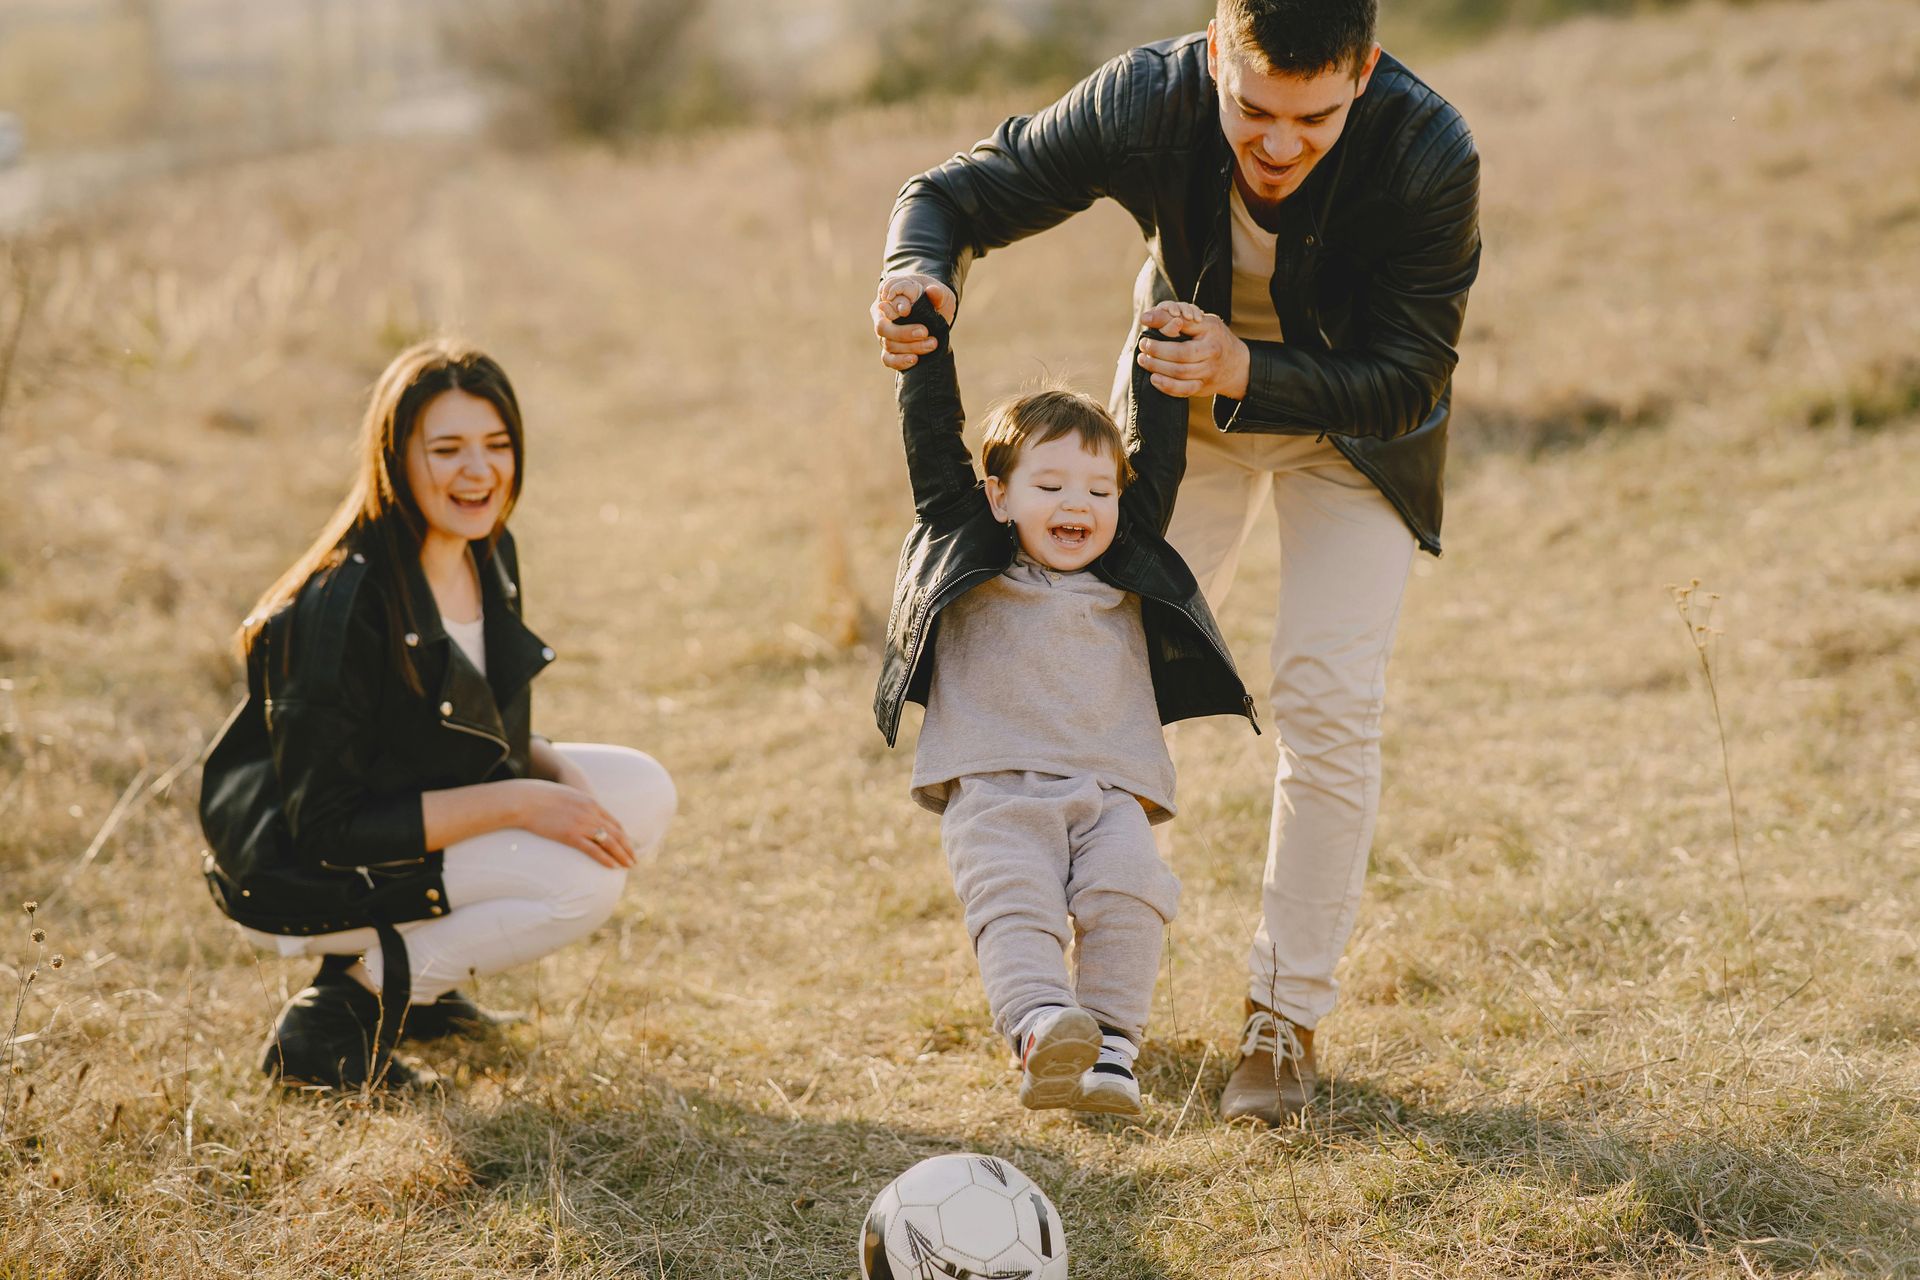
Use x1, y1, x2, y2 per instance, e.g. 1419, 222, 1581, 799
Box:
0, 0, 1739, 224
1, 1, 1916, 1276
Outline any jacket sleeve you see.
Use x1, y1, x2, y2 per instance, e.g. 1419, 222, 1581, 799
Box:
1219, 134, 1481, 441
897, 296, 981, 526
1120, 327, 1193, 537
265, 595, 430, 869
883, 54, 1130, 302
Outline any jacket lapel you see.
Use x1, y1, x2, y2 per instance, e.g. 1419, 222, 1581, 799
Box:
476, 539, 554, 706
399, 541, 551, 741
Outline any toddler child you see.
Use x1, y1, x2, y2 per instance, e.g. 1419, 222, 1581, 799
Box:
874, 293, 1257, 1114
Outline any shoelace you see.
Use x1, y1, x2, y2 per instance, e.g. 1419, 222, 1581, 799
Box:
1239, 1008, 1304, 1062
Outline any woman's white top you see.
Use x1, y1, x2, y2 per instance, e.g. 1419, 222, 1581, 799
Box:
445, 611, 487, 677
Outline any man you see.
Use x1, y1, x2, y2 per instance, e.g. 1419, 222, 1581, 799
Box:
870, 0, 1480, 1124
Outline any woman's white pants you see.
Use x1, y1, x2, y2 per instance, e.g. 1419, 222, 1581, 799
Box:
242, 743, 675, 1002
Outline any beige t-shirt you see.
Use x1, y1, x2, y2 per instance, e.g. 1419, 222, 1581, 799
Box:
1188, 183, 1285, 434
910, 556, 1175, 822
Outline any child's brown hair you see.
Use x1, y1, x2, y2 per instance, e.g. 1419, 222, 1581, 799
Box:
979, 389, 1135, 487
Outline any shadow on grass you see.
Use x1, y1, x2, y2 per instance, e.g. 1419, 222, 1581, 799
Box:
1125, 1035, 1919, 1276
446, 1080, 1164, 1278
1303, 1076, 1920, 1277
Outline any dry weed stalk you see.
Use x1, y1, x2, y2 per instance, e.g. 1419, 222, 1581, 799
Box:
1, 901, 45, 1143
1668, 579, 1755, 978
0, 246, 30, 435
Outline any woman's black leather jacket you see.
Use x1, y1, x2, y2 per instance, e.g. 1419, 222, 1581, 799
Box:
199, 530, 554, 934
874, 296, 1257, 746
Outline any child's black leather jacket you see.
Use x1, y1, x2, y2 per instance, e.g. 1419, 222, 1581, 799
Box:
874, 296, 1257, 746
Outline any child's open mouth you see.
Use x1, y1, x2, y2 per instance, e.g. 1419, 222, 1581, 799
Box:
1049, 523, 1090, 549
451, 490, 494, 511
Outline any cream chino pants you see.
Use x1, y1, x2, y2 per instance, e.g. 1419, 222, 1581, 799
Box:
1166, 422, 1416, 1029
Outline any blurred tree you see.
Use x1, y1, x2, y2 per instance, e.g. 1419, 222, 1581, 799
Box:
448, 0, 717, 140
858, 0, 1216, 107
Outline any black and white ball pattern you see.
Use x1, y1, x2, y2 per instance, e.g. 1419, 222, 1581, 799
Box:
861, 1153, 1067, 1279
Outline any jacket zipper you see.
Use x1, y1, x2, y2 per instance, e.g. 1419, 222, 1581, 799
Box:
319, 855, 434, 874
887, 563, 1005, 745
1134, 581, 1261, 734
440, 716, 511, 773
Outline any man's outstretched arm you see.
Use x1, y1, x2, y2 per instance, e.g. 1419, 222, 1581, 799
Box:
872, 53, 1135, 370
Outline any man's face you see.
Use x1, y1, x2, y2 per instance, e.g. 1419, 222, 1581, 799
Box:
1208, 22, 1380, 210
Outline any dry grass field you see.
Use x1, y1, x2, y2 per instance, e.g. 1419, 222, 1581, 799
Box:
3, 0, 1919, 1275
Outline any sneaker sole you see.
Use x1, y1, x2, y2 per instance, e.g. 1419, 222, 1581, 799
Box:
1018, 1009, 1102, 1110
1072, 1079, 1144, 1116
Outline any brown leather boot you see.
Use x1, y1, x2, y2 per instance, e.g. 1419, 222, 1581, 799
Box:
1219, 1000, 1316, 1125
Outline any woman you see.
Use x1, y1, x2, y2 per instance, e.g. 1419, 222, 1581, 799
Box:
199, 340, 675, 1089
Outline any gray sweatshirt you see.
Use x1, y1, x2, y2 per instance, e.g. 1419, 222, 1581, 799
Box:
910, 555, 1175, 822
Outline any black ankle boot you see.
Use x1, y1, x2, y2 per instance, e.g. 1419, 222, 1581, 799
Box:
401, 989, 524, 1043
261, 963, 417, 1089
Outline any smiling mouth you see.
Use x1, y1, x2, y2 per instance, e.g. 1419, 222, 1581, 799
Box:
451, 490, 494, 511
1050, 523, 1091, 548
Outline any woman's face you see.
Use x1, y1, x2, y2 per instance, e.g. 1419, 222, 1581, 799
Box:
404, 389, 516, 546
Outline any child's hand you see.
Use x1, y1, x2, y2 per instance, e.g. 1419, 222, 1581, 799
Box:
1141, 300, 1212, 337
873, 274, 958, 370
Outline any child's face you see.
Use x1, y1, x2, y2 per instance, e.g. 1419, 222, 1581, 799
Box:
984, 434, 1122, 572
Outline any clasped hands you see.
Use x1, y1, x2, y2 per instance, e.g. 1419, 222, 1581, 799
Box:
871, 275, 1247, 401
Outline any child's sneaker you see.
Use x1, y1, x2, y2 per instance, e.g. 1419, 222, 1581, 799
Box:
1015, 1006, 1102, 1110
1074, 1029, 1143, 1116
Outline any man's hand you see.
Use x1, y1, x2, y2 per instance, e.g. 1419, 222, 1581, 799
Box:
1137, 302, 1250, 399
873, 274, 958, 370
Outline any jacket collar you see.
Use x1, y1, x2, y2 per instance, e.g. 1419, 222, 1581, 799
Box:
387, 536, 555, 732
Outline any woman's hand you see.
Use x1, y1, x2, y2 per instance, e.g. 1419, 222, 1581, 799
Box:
511, 779, 636, 869
1137, 302, 1250, 399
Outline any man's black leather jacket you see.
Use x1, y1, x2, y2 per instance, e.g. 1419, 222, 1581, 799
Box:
199, 529, 555, 935
884, 34, 1480, 554
874, 296, 1256, 746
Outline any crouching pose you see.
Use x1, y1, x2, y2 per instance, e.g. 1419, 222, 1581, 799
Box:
876, 294, 1256, 1115
199, 340, 675, 1089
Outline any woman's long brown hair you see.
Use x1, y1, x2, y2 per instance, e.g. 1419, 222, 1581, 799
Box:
238, 339, 525, 693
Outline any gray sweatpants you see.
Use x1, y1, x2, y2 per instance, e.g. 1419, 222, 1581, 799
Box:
942, 771, 1182, 1047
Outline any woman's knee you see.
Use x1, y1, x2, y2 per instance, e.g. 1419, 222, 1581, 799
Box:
549, 855, 629, 927
557, 743, 677, 854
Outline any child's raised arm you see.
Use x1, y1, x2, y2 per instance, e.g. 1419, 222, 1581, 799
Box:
1121, 304, 1201, 538
895, 292, 979, 525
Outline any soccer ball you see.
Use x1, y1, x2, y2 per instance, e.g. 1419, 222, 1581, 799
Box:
860, 1152, 1068, 1279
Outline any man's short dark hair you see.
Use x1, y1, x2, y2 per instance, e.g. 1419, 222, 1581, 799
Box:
1216, 0, 1379, 76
